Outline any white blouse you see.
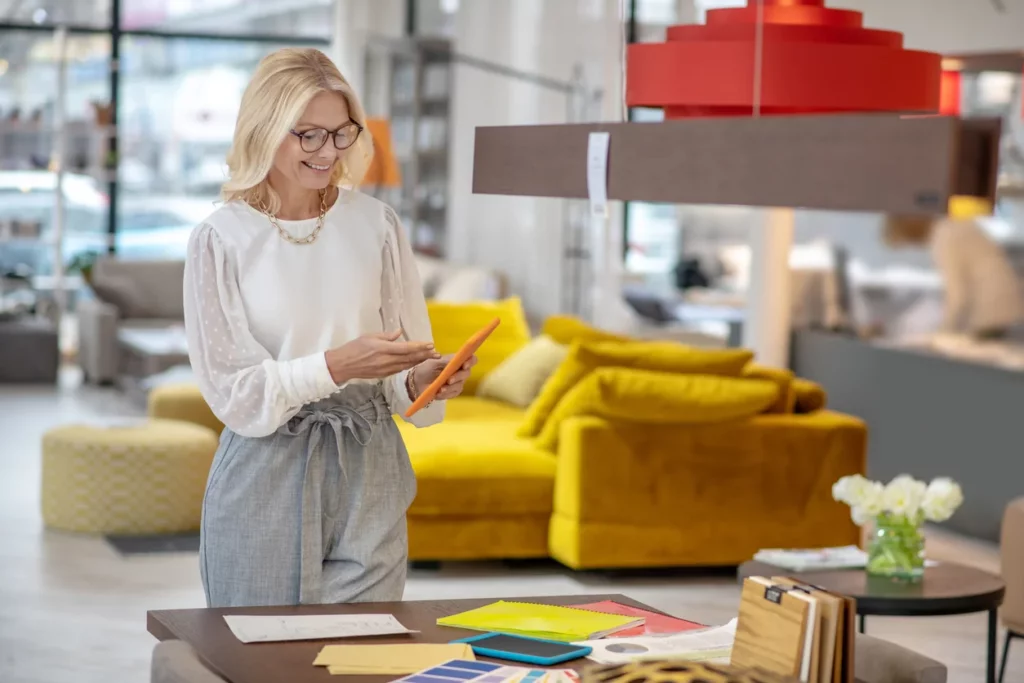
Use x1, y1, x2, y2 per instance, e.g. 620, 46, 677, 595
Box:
182, 189, 445, 438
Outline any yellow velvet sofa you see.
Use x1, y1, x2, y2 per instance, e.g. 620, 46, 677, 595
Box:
400, 298, 867, 569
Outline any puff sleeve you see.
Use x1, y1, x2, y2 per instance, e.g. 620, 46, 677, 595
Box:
379, 207, 445, 427
183, 222, 340, 437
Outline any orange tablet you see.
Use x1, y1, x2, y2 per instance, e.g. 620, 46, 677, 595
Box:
404, 317, 501, 417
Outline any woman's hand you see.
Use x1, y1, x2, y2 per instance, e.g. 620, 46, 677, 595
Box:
410, 354, 478, 402
326, 330, 440, 385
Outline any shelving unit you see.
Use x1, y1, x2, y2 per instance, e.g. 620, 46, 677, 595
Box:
365, 37, 453, 257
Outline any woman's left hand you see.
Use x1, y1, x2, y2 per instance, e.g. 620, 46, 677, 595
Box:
411, 354, 478, 401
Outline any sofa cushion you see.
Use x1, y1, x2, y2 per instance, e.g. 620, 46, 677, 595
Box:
793, 378, 828, 413
518, 339, 754, 438
476, 334, 569, 408
541, 315, 629, 346
427, 297, 532, 394
742, 363, 796, 414
401, 417, 556, 517
536, 367, 780, 451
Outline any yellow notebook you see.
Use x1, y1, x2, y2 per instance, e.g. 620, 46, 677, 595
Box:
436, 600, 643, 642
313, 643, 475, 675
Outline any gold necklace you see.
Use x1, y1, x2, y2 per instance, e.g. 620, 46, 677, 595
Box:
259, 189, 328, 245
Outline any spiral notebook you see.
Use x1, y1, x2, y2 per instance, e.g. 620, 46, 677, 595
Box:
436, 601, 643, 642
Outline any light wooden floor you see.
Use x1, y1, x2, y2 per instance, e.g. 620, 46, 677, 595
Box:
0, 370, 1015, 682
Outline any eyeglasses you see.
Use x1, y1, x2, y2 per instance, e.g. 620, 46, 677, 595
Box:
289, 121, 364, 153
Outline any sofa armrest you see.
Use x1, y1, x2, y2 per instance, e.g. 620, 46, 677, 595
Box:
553, 410, 866, 531
77, 297, 120, 383
855, 633, 947, 683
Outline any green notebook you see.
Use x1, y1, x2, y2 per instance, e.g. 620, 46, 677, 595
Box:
436, 600, 644, 642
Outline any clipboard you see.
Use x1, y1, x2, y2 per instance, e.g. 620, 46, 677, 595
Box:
404, 317, 501, 417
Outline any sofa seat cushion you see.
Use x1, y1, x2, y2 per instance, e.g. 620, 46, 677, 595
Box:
441, 396, 526, 422
401, 418, 556, 517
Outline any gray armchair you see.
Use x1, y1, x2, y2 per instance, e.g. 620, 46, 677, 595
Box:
77, 257, 186, 384
151, 641, 226, 683
856, 633, 947, 683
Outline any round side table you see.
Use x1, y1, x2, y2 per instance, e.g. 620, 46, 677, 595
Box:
739, 560, 1006, 683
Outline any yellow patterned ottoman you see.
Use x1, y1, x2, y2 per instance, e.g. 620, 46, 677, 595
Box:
147, 382, 223, 436
41, 419, 218, 535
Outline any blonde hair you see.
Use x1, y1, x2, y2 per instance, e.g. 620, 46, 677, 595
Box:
221, 48, 374, 214
883, 214, 935, 247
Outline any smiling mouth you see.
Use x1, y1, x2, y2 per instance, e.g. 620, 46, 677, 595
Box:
303, 161, 332, 172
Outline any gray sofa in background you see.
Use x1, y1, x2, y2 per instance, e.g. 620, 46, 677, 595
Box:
77, 257, 186, 384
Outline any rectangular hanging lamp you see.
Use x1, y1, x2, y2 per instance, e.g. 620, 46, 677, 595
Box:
472, 115, 1000, 215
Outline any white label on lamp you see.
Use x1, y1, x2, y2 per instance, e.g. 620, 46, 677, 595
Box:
587, 131, 611, 219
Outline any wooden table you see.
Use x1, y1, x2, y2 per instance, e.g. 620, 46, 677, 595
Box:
739, 560, 1006, 683
148, 594, 652, 683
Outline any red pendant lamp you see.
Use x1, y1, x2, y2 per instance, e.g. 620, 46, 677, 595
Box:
626, 0, 942, 118
939, 70, 962, 116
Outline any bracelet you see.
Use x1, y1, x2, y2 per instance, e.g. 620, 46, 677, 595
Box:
406, 368, 433, 407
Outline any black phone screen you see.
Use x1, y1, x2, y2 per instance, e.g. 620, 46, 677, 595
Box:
471, 634, 585, 659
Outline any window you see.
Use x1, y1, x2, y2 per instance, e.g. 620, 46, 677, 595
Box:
2, 0, 112, 28
122, 0, 334, 39
114, 37, 296, 259
0, 31, 112, 276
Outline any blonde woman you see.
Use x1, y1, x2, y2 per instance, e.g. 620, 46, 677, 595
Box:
184, 48, 475, 607
884, 214, 1023, 338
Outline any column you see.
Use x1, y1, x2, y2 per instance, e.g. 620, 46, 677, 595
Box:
742, 207, 795, 368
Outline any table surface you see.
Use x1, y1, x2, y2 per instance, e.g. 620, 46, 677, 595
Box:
739, 560, 1005, 616
148, 593, 656, 683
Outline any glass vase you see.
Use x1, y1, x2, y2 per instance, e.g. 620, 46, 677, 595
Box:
866, 514, 925, 582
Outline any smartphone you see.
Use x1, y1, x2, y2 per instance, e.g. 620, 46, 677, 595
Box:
450, 632, 593, 666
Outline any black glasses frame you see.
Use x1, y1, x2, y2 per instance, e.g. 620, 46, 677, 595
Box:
289, 121, 364, 153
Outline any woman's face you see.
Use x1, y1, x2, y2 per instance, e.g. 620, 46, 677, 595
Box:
271, 90, 352, 192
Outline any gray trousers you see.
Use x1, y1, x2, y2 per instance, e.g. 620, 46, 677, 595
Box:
199, 383, 416, 607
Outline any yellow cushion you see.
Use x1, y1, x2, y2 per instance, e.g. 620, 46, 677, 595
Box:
427, 297, 532, 394
741, 364, 796, 414
541, 315, 629, 346
793, 378, 828, 413
400, 417, 556, 517
476, 334, 569, 408
518, 340, 754, 438
536, 367, 780, 451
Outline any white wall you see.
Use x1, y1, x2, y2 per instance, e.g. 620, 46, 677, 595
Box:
447, 0, 625, 323
850, 0, 1024, 53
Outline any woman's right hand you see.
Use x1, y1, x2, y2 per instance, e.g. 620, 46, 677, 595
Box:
325, 330, 440, 385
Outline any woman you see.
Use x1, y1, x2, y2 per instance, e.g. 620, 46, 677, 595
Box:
884, 213, 1023, 339
183, 48, 475, 608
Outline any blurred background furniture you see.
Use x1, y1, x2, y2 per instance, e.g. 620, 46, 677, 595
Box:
0, 317, 59, 383
41, 419, 217, 535
77, 257, 186, 384
999, 497, 1024, 682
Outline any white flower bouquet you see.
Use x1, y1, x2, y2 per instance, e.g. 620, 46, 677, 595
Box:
832, 473, 963, 581
832, 473, 963, 527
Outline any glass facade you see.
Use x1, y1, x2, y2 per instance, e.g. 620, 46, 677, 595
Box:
0, 0, 333, 277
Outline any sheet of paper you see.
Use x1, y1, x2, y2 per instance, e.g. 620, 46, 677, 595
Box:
315, 643, 474, 674
577, 618, 737, 665
222, 613, 415, 643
